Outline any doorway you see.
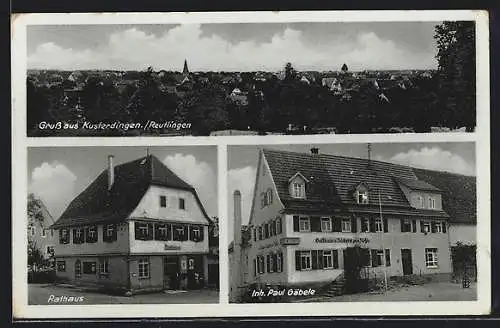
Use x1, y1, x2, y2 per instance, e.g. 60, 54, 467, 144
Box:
186, 255, 204, 289
163, 256, 179, 290
401, 249, 413, 275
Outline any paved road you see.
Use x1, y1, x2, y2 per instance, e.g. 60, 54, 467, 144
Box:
29, 283, 219, 305
296, 282, 477, 303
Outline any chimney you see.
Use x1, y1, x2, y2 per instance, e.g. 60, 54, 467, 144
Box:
367, 143, 372, 170
107, 155, 115, 190
233, 190, 242, 288
310, 147, 319, 155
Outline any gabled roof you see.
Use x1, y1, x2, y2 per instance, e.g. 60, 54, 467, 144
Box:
394, 177, 441, 192
51, 155, 210, 228
263, 149, 417, 209
413, 168, 476, 224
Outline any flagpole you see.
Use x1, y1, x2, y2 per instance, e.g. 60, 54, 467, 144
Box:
379, 190, 388, 295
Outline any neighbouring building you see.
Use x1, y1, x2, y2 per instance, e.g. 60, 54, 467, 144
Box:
229, 148, 475, 300
27, 194, 57, 266
50, 154, 213, 294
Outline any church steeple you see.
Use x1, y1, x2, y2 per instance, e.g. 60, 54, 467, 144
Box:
182, 59, 189, 76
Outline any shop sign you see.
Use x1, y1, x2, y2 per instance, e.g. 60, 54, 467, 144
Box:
164, 244, 182, 250
258, 241, 279, 250
315, 237, 369, 244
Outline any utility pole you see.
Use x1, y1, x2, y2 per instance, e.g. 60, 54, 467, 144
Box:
378, 190, 389, 295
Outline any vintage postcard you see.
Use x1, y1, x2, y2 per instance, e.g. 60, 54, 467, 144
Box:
11, 10, 490, 319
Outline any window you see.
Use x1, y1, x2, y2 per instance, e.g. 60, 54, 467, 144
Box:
99, 258, 109, 274
260, 193, 266, 208
429, 197, 436, 209
179, 198, 186, 210
56, 261, 66, 272
160, 195, 167, 208
73, 228, 84, 244
276, 218, 282, 234
173, 225, 186, 241
269, 221, 276, 236
41, 228, 47, 238
264, 189, 273, 206
341, 218, 351, 232
103, 224, 117, 242
268, 254, 274, 273
321, 218, 332, 232
385, 249, 391, 267
422, 221, 431, 233
291, 182, 305, 199
264, 223, 269, 239
276, 252, 283, 272
86, 226, 98, 243
357, 189, 369, 204
258, 226, 263, 240
374, 218, 383, 232
29, 226, 35, 236
425, 248, 438, 268
135, 222, 153, 240
50, 229, 54, 237
82, 261, 96, 274
361, 218, 370, 232
433, 221, 442, 233
75, 260, 81, 277
299, 217, 310, 232
59, 229, 69, 244
138, 258, 150, 278
257, 255, 265, 274
371, 249, 384, 267
401, 219, 412, 233
299, 251, 312, 270
323, 250, 334, 269
191, 226, 201, 241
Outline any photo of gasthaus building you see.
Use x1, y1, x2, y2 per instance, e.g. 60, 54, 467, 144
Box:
229, 144, 476, 303
27, 147, 219, 304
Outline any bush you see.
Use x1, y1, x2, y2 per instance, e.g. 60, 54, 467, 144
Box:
28, 269, 56, 283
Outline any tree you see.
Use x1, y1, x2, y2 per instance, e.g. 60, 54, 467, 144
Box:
284, 62, 297, 81
27, 194, 46, 271
27, 78, 51, 132
341, 63, 349, 73
434, 21, 476, 131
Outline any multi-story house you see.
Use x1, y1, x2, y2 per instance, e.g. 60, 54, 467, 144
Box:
50, 154, 212, 294
27, 194, 57, 266
231, 148, 463, 298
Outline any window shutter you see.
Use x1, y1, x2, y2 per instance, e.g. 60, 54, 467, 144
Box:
369, 218, 375, 232
311, 217, 321, 232
189, 226, 194, 241
154, 224, 161, 241
431, 222, 437, 233
254, 258, 257, 276
442, 222, 447, 233
148, 223, 154, 240
260, 193, 265, 208
420, 220, 425, 233
333, 218, 341, 232
280, 252, 284, 272
253, 228, 257, 241
266, 255, 270, 273
295, 251, 301, 271
412, 220, 417, 233
72, 229, 77, 243
135, 223, 140, 240
311, 250, 318, 270
269, 189, 273, 204
371, 249, 378, 267
85, 227, 90, 243
318, 250, 324, 269
183, 225, 189, 241
383, 218, 388, 233
351, 217, 357, 233
293, 216, 299, 232
199, 226, 204, 241
277, 219, 282, 234
400, 219, 404, 232
112, 225, 117, 241
333, 250, 339, 269
385, 249, 391, 266
273, 253, 278, 272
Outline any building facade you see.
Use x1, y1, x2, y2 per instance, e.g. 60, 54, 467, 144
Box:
231, 148, 469, 298
51, 154, 212, 294
27, 194, 57, 266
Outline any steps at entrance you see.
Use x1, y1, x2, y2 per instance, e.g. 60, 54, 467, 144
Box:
323, 276, 346, 297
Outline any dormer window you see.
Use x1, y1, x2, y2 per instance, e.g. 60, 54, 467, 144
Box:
289, 172, 308, 199
357, 190, 369, 204
428, 197, 436, 209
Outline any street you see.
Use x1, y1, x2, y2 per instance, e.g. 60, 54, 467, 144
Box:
295, 282, 477, 303
28, 283, 219, 305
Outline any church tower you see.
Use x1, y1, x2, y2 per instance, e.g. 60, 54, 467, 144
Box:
182, 59, 189, 76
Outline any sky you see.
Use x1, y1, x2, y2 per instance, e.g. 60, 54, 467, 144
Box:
27, 22, 441, 71
28, 146, 218, 221
227, 142, 476, 241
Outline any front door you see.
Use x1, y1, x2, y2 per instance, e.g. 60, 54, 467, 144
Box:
186, 255, 203, 289
163, 256, 179, 289
401, 249, 413, 275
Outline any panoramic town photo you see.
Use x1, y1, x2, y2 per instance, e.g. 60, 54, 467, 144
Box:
228, 142, 477, 303
27, 146, 220, 304
27, 21, 475, 137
